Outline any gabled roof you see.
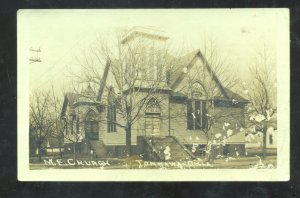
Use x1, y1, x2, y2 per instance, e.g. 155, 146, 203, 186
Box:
168, 50, 248, 103
60, 93, 79, 118
109, 58, 122, 89
99, 48, 247, 104
60, 90, 102, 119
97, 59, 111, 101
168, 50, 200, 87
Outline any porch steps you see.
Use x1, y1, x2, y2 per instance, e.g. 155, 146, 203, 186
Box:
146, 136, 195, 161
89, 140, 107, 158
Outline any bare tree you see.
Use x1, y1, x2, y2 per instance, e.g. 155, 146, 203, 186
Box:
69, 30, 173, 156
168, 38, 241, 163
70, 31, 241, 161
61, 114, 83, 163
242, 45, 277, 158
47, 86, 66, 158
30, 90, 54, 162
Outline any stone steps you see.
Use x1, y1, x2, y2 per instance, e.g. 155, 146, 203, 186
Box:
147, 136, 193, 161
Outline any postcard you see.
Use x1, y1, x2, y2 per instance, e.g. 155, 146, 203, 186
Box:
17, 9, 289, 181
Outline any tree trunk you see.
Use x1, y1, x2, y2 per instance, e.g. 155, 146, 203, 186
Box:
74, 142, 77, 165
38, 129, 42, 162
38, 142, 42, 162
59, 145, 63, 158
204, 132, 212, 163
59, 134, 63, 158
262, 126, 267, 159
126, 124, 132, 157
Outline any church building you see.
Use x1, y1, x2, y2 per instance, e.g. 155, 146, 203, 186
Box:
60, 27, 248, 161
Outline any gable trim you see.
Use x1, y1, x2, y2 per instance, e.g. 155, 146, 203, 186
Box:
170, 52, 200, 89
170, 50, 248, 103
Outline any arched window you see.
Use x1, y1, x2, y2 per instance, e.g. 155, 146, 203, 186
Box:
145, 98, 161, 114
107, 87, 117, 133
191, 82, 205, 99
85, 110, 99, 140
145, 98, 161, 136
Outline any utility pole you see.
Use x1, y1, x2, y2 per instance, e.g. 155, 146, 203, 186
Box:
29, 47, 42, 64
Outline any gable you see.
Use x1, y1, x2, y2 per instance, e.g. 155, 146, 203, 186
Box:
169, 50, 247, 103
171, 51, 223, 98
60, 93, 79, 118
61, 91, 105, 119
168, 50, 199, 88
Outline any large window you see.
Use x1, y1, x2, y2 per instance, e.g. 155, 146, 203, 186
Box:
187, 100, 207, 130
187, 82, 208, 130
107, 104, 117, 133
85, 110, 99, 140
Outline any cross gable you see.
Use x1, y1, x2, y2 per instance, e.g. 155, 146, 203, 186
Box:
168, 50, 247, 103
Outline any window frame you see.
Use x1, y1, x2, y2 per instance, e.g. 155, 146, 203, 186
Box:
85, 110, 99, 140
187, 99, 208, 130
107, 104, 117, 133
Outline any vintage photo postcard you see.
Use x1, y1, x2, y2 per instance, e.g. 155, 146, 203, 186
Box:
17, 9, 290, 181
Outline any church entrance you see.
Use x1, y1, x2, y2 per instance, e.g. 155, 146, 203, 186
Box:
145, 98, 161, 136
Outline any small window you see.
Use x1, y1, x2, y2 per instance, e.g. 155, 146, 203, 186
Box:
269, 134, 273, 145
65, 120, 68, 135
107, 87, 117, 133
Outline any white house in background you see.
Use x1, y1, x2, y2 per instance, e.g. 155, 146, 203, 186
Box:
245, 126, 277, 149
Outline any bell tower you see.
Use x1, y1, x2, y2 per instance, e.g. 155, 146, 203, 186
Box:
120, 27, 169, 82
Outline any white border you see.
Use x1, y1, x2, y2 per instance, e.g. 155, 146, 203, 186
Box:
17, 9, 290, 181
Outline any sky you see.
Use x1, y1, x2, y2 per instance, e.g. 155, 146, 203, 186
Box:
18, 9, 288, 95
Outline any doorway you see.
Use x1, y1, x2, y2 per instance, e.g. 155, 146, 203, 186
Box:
145, 98, 161, 136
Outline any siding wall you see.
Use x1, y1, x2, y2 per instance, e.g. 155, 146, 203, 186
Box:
64, 96, 246, 147
100, 108, 131, 145
64, 104, 102, 143
101, 91, 170, 145
170, 101, 246, 144
170, 101, 208, 143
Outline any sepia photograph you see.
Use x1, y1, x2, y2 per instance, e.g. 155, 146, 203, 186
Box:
17, 9, 289, 181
